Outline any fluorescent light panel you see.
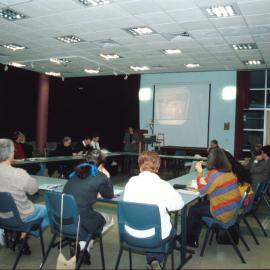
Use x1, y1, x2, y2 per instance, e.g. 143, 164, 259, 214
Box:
130, 66, 150, 71
0, 8, 27, 21
163, 49, 181, 55
185, 63, 200, 68
205, 5, 236, 17
45, 72, 61, 77
100, 53, 120, 60
84, 68, 99, 74
126, 26, 154, 36
244, 60, 264, 65
55, 35, 83, 44
9, 62, 25, 68
78, 0, 110, 6
232, 43, 257, 50
1, 43, 26, 51
50, 58, 71, 65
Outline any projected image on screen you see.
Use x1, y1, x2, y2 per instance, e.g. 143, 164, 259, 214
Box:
156, 87, 190, 125
154, 83, 210, 148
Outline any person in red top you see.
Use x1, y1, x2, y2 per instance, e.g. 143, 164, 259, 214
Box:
12, 131, 25, 159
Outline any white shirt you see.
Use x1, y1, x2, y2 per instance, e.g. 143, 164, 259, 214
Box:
123, 171, 184, 239
91, 141, 100, 150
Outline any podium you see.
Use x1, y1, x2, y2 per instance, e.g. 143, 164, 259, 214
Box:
143, 135, 156, 151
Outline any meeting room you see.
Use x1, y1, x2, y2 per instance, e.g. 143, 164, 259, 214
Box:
1, 0, 270, 269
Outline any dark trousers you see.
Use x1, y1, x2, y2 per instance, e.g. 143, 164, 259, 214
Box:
186, 201, 212, 242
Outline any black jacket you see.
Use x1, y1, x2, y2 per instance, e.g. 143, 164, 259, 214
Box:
73, 141, 93, 154
63, 171, 114, 233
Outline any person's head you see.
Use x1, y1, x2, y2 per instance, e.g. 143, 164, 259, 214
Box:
210, 139, 218, 149
62, 136, 71, 147
261, 145, 270, 160
12, 131, 25, 143
207, 147, 232, 172
92, 136, 99, 143
128, 127, 134, 133
86, 149, 105, 166
83, 136, 92, 145
138, 151, 161, 173
253, 149, 263, 160
74, 164, 91, 179
0, 139, 15, 163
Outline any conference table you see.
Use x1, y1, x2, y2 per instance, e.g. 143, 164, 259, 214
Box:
34, 170, 200, 269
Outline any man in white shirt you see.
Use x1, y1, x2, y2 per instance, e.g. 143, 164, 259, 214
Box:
91, 135, 101, 150
123, 151, 184, 270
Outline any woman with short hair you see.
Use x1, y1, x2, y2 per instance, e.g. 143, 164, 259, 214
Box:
186, 147, 241, 248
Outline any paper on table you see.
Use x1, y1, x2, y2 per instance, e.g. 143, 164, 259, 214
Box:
177, 189, 200, 196
114, 189, 123, 196
39, 184, 63, 191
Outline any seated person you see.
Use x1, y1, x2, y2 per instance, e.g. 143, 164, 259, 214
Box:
63, 150, 114, 264
0, 139, 49, 253
47, 136, 73, 177
207, 139, 219, 153
72, 136, 93, 155
91, 135, 100, 150
123, 151, 184, 269
186, 147, 241, 248
123, 127, 139, 153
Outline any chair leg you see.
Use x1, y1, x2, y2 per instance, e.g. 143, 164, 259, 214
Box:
39, 226, 45, 257
225, 229, 246, 264
253, 213, 268, 237
99, 236, 105, 270
263, 196, 270, 211
76, 239, 91, 270
39, 233, 57, 270
12, 232, 30, 270
242, 216, 260, 245
238, 231, 250, 251
209, 230, 215, 246
171, 248, 174, 270
4, 229, 9, 248
200, 227, 211, 257
162, 253, 168, 270
114, 246, 123, 270
128, 248, 132, 270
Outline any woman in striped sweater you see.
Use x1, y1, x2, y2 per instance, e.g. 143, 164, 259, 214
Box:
186, 147, 241, 248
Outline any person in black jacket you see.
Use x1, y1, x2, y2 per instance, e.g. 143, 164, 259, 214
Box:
63, 149, 114, 263
72, 136, 93, 155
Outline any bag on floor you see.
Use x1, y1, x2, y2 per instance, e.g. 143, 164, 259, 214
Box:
216, 224, 239, 245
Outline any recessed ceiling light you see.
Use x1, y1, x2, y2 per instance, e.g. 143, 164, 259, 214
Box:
45, 71, 61, 77
130, 66, 150, 71
55, 35, 83, 44
84, 68, 100, 74
125, 26, 154, 36
244, 60, 264, 65
185, 63, 200, 68
50, 58, 71, 65
205, 5, 237, 17
93, 39, 120, 48
162, 32, 192, 42
77, 0, 110, 7
0, 8, 27, 21
1, 43, 27, 51
163, 49, 182, 55
99, 53, 121, 60
232, 43, 257, 50
9, 62, 25, 68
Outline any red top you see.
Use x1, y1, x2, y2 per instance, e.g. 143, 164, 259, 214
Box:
14, 142, 25, 159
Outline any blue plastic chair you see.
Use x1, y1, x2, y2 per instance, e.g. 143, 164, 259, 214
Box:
0, 192, 45, 270
39, 192, 105, 270
240, 181, 268, 245
200, 187, 251, 263
114, 201, 175, 270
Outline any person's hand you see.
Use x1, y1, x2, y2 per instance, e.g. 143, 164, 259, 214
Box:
195, 161, 203, 173
98, 164, 110, 178
97, 192, 102, 198
199, 177, 207, 185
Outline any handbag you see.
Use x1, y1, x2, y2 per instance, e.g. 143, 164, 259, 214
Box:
56, 194, 80, 270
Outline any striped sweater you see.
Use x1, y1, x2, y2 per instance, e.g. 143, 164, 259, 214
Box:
197, 169, 241, 223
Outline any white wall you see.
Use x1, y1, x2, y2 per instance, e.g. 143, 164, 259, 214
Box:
139, 71, 237, 153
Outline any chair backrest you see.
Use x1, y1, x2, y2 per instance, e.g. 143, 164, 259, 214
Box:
225, 186, 251, 227
117, 201, 162, 249
0, 192, 27, 231
44, 192, 81, 239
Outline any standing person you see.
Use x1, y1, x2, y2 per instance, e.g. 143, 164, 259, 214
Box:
0, 139, 49, 254
63, 150, 114, 264
123, 127, 139, 153
186, 148, 241, 248
123, 151, 184, 269
91, 135, 101, 150
72, 136, 93, 155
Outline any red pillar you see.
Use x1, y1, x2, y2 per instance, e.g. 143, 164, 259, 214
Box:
36, 73, 49, 155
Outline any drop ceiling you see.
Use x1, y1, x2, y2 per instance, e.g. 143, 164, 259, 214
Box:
0, 0, 269, 77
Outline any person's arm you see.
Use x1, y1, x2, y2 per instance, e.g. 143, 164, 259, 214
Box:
21, 171, 38, 195
98, 174, 114, 199
164, 183, 184, 211
197, 170, 218, 196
